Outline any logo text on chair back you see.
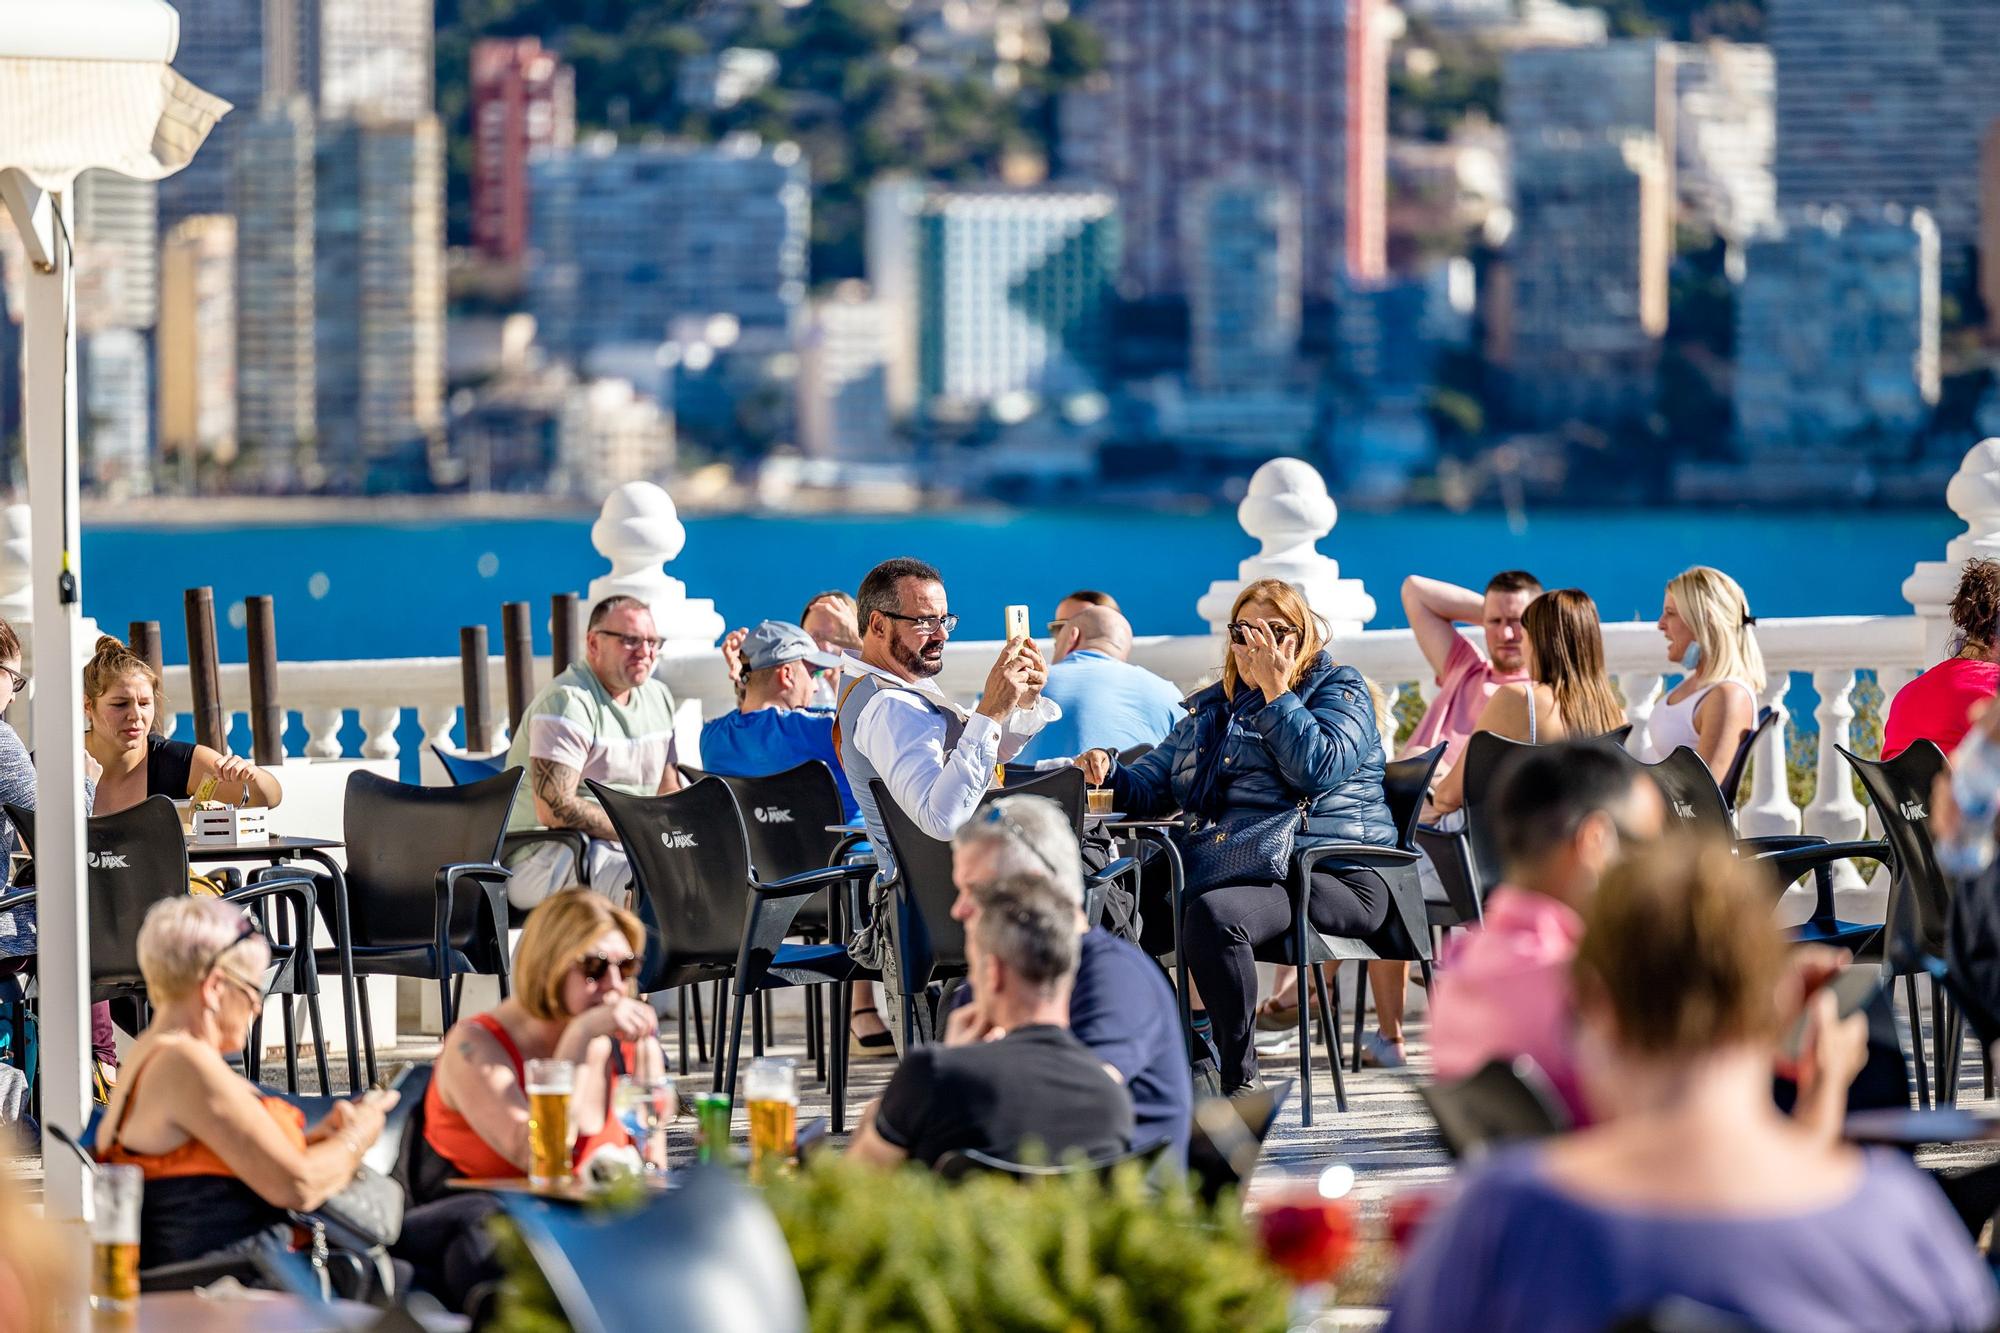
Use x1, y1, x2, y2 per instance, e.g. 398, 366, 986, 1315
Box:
1901, 800, 1928, 822
85, 851, 129, 869
754, 807, 793, 824
660, 829, 698, 850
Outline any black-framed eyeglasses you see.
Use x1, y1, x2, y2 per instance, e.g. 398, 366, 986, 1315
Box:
0, 667, 24, 693
591, 629, 666, 655
1045, 620, 1068, 636
879, 611, 958, 637
201, 917, 268, 999
576, 952, 641, 984
1227, 621, 1301, 645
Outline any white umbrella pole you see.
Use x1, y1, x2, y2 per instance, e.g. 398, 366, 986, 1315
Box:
14, 178, 90, 1223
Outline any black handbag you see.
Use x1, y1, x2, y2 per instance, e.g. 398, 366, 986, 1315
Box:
1179, 802, 1308, 895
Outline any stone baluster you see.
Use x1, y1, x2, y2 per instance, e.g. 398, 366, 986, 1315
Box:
1804, 670, 1868, 844
1737, 674, 1800, 837
1616, 672, 1663, 750
420, 704, 460, 757
586, 482, 725, 656
360, 706, 404, 761
1194, 458, 1376, 638
303, 707, 344, 760
1905, 438, 2000, 663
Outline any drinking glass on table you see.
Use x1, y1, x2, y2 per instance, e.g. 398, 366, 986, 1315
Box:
614, 1072, 678, 1177
525, 1057, 576, 1189
1086, 787, 1114, 816
89, 1164, 142, 1314
744, 1057, 798, 1184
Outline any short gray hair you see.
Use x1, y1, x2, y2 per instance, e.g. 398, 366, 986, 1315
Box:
972, 876, 1080, 995
138, 896, 268, 1001
952, 794, 1084, 908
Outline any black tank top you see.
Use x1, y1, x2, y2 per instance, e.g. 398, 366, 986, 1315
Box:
145, 734, 196, 799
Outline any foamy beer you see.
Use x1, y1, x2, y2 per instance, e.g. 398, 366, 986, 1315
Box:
525, 1057, 576, 1188
744, 1057, 798, 1184
90, 1164, 142, 1313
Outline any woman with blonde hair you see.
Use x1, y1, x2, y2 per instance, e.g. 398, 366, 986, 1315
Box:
419, 887, 665, 1197
1638, 566, 1763, 778
1077, 578, 1395, 1094
82, 635, 282, 817
1429, 589, 1625, 818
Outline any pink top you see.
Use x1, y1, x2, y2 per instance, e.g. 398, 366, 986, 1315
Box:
1401, 634, 1530, 771
1429, 886, 1589, 1123
1883, 657, 2000, 760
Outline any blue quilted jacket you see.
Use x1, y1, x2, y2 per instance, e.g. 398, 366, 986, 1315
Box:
1108, 653, 1395, 850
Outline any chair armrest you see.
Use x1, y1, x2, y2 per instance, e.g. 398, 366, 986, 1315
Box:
755, 863, 878, 897
1297, 844, 1421, 875
224, 874, 319, 935
1751, 839, 1888, 879
0, 887, 35, 915
436, 862, 514, 966
1737, 833, 1827, 853
503, 828, 592, 884
1085, 856, 1138, 885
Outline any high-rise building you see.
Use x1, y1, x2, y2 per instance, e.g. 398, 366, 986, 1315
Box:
156, 0, 304, 224
1673, 41, 1775, 243
1771, 0, 2000, 260
1504, 132, 1672, 424
1058, 0, 1386, 299
73, 170, 159, 333
798, 283, 896, 461
554, 379, 676, 499
1503, 40, 1674, 196
529, 136, 809, 365
865, 176, 928, 416
315, 0, 433, 121
1184, 178, 1302, 394
470, 37, 575, 264
234, 96, 317, 471
315, 116, 446, 483
1736, 205, 1939, 457
81, 329, 153, 495
1981, 119, 2000, 344
159, 216, 238, 476
914, 188, 1120, 407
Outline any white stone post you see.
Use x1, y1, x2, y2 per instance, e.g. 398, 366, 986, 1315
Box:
585, 482, 725, 654
1737, 674, 1802, 837
1904, 438, 2000, 663
1196, 459, 1377, 638
1616, 672, 1664, 752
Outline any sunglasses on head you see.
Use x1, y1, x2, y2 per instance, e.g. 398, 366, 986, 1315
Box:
576, 952, 640, 983
1226, 621, 1300, 645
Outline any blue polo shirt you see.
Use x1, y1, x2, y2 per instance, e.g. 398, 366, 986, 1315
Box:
1015, 651, 1185, 763
698, 706, 858, 821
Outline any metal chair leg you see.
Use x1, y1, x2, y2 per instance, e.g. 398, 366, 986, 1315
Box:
1351, 962, 1369, 1074
304, 984, 330, 1096
723, 988, 749, 1104
831, 981, 850, 1136
1295, 958, 1313, 1128
356, 979, 379, 1093
279, 995, 299, 1093
751, 989, 766, 1057
1906, 972, 1931, 1111
692, 984, 709, 1065
1313, 961, 1347, 1113
677, 996, 690, 1076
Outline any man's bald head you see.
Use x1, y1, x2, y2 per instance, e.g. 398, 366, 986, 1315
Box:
1065, 605, 1133, 662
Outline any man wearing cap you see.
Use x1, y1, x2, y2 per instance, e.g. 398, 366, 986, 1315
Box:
699, 620, 858, 821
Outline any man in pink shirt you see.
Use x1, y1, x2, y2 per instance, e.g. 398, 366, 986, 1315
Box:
1348, 571, 1541, 1067
1428, 741, 1664, 1120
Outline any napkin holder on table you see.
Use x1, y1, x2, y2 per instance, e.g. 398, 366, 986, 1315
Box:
191, 805, 268, 845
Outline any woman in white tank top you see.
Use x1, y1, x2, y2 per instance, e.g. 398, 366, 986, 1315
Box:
1640, 567, 1764, 780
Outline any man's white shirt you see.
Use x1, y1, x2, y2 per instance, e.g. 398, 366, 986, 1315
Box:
843, 655, 1061, 840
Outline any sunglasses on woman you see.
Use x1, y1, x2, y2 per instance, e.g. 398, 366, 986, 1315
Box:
1226, 621, 1300, 645
576, 952, 641, 983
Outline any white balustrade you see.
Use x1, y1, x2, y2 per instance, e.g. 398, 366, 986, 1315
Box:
1738, 675, 1800, 837
303, 706, 344, 760
420, 704, 460, 757
1616, 673, 1664, 750
360, 706, 403, 760
1805, 669, 1869, 843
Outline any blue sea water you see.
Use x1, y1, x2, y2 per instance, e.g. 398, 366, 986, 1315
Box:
77, 506, 1956, 664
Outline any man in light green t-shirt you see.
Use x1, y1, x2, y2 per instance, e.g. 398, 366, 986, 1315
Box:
504, 595, 684, 909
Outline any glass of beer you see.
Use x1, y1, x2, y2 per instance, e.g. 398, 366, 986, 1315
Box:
744, 1057, 798, 1185
89, 1164, 142, 1313
1086, 787, 1114, 817
524, 1057, 576, 1189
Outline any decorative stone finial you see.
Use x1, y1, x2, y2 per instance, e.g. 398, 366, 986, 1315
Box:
1196, 459, 1377, 637
585, 483, 724, 650
1904, 438, 2000, 661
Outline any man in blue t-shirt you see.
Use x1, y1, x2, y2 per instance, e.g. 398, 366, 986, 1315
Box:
946, 793, 1192, 1162
698, 620, 858, 820
1015, 606, 1184, 764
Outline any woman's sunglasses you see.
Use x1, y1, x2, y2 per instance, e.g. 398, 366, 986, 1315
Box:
1227, 621, 1300, 645
577, 952, 641, 983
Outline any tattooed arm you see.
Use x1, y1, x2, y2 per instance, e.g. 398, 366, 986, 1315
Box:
530, 756, 619, 841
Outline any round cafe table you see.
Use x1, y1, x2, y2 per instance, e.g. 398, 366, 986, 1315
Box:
94, 1290, 375, 1331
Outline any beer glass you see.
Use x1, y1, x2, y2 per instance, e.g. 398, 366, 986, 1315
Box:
89, 1164, 142, 1313
744, 1057, 798, 1184
525, 1057, 576, 1189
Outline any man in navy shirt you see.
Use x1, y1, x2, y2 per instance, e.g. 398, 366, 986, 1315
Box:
947, 793, 1192, 1162
699, 620, 858, 820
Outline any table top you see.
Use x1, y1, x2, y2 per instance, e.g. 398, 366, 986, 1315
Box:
447, 1174, 672, 1203
185, 835, 342, 861
96, 1290, 375, 1331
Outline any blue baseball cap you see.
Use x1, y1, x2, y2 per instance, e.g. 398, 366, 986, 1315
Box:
741, 620, 844, 673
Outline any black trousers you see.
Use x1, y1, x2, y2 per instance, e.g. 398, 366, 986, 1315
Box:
392, 1192, 506, 1319
1182, 867, 1391, 1092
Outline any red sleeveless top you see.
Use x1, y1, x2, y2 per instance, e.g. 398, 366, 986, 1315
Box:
422, 1012, 633, 1179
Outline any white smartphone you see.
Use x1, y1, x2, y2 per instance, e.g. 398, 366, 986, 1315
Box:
1004, 604, 1031, 642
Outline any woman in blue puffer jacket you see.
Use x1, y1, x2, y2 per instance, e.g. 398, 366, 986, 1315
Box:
1082, 579, 1395, 1094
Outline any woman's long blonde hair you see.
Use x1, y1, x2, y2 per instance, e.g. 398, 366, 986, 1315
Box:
1221, 579, 1327, 700
1668, 566, 1766, 692
1523, 589, 1625, 737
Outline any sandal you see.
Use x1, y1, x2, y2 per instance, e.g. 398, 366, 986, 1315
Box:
1254, 996, 1301, 1032
849, 1016, 896, 1058
1360, 1031, 1407, 1069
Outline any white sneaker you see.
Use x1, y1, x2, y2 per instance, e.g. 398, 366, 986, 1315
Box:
1360, 1031, 1407, 1069
1253, 1028, 1298, 1054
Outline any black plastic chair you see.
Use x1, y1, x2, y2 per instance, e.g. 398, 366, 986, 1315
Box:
1186, 1077, 1292, 1206
867, 768, 1133, 1048
496, 1166, 807, 1333
433, 744, 592, 889
1717, 706, 1777, 813
1255, 744, 1446, 1124
1413, 730, 1533, 934
1, 796, 327, 1092
1343, 744, 1450, 1073
1842, 740, 1960, 1107
934, 1134, 1173, 1182
313, 769, 519, 1074
1645, 745, 1883, 952
1417, 1056, 1570, 1159
589, 778, 871, 1129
